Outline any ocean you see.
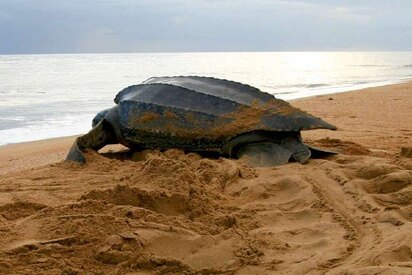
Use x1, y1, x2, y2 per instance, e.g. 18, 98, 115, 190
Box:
1, 51, 412, 146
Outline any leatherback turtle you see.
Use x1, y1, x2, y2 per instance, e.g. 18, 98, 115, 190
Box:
66, 76, 336, 166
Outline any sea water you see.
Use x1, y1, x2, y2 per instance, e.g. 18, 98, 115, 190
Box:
1, 51, 412, 145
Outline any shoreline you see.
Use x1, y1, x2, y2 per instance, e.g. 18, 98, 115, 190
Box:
281, 77, 412, 100
1, 78, 412, 147
2, 79, 411, 147
293, 80, 412, 153
0, 79, 412, 148
1, 80, 411, 175
289, 79, 412, 102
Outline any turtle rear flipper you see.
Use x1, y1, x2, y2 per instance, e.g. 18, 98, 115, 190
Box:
236, 142, 293, 167
305, 145, 337, 159
281, 138, 311, 164
66, 119, 116, 163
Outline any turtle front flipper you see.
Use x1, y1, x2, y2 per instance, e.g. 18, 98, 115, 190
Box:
236, 142, 293, 167
66, 119, 116, 163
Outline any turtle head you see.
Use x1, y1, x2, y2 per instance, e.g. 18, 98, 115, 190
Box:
92, 109, 111, 128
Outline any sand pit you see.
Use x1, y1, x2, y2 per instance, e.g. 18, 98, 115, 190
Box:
0, 82, 411, 274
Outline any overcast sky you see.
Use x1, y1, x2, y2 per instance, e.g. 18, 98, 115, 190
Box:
1, 0, 412, 54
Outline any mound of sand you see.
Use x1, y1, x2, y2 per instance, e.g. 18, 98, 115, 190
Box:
0, 146, 411, 274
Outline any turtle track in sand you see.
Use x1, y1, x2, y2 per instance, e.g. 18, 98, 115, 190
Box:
303, 164, 383, 274
303, 173, 361, 270
316, 156, 412, 274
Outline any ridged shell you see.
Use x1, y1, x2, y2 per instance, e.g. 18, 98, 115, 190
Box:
114, 76, 336, 141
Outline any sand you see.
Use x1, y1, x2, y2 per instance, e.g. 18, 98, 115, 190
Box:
0, 82, 411, 274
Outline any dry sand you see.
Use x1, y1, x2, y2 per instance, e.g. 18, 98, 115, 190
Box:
0, 82, 411, 274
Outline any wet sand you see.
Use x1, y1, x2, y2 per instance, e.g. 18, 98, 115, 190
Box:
0, 82, 411, 274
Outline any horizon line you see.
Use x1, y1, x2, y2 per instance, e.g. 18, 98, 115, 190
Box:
2, 49, 412, 56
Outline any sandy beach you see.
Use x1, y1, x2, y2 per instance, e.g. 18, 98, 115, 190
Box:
0, 82, 411, 274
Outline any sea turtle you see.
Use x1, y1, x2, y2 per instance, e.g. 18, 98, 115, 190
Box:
66, 76, 336, 166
